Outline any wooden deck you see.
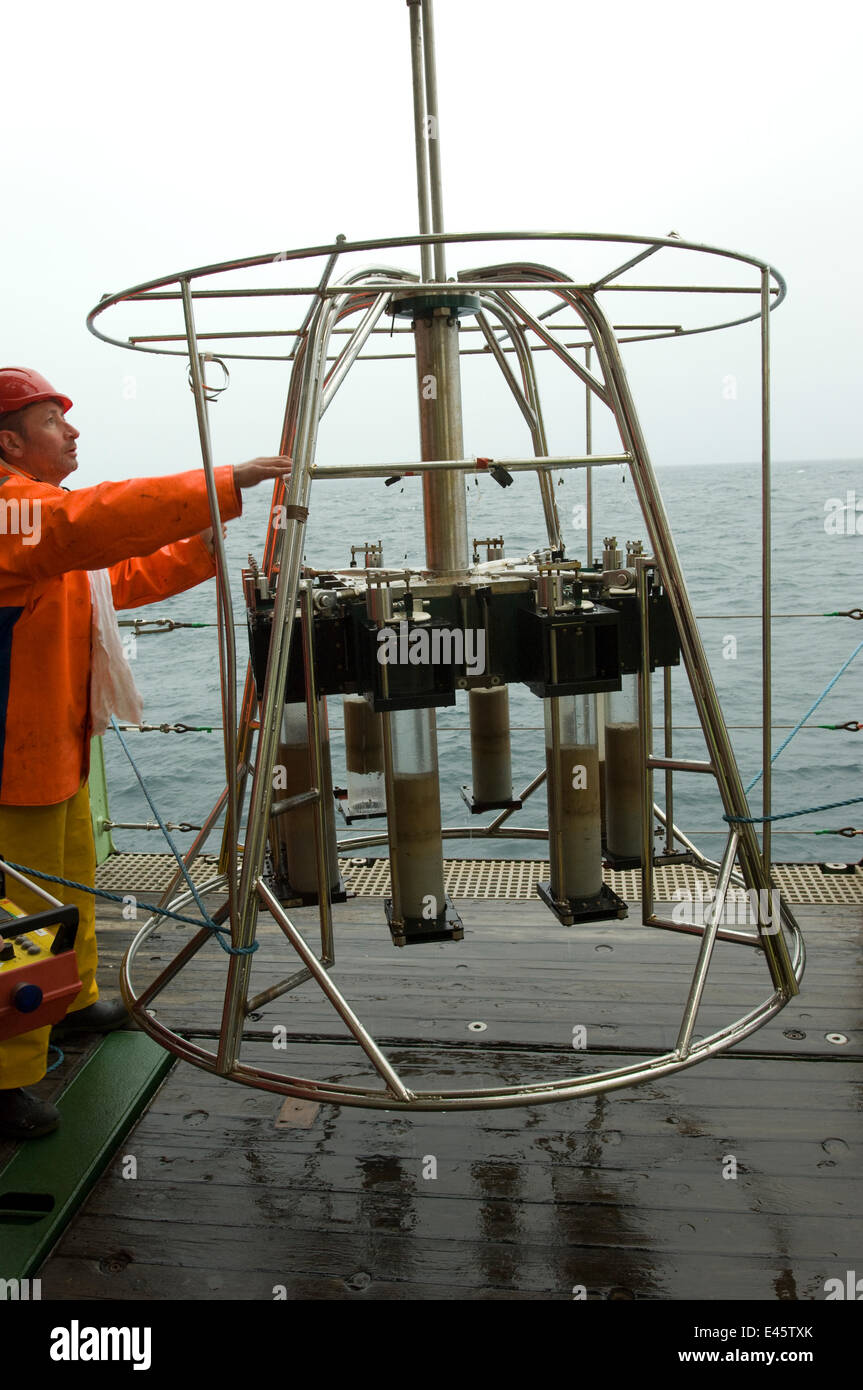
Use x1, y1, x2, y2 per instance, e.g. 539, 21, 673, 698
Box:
16, 887, 863, 1300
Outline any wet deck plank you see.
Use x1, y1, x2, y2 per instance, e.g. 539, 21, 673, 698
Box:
27, 893, 863, 1300
89, 894, 862, 1060
36, 1043, 860, 1301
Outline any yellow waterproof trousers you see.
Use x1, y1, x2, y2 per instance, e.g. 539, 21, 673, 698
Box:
0, 783, 100, 1088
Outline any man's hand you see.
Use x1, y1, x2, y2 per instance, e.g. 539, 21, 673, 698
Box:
233, 456, 293, 489
199, 524, 227, 556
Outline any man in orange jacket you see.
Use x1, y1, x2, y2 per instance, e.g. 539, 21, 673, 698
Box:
0, 366, 291, 1141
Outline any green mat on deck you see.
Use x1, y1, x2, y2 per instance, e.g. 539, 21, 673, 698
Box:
0, 1030, 173, 1281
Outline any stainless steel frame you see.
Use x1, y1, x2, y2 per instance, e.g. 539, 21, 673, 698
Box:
89, 0, 798, 1109
96, 227, 801, 1109
75, 0, 813, 1112
88, 231, 786, 363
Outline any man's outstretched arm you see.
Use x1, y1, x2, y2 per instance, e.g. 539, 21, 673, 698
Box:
0, 457, 291, 594
107, 458, 293, 609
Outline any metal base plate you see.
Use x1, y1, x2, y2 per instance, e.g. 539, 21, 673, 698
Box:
336, 800, 387, 826
537, 879, 628, 926
459, 785, 523, 815
385, 894, 464, 947
602, 846, 694, 871
266, 875, 349, 908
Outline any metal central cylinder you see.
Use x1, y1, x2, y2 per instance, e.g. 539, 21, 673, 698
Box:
414, 310, 469, 575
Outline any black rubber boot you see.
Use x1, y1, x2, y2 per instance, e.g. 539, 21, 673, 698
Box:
52, 998, 130, 1038
0, 1087, 60, 1140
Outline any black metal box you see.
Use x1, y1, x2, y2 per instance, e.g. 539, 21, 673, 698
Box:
518, 603, 621, 697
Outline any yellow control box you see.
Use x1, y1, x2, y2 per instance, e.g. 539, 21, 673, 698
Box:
0, 889, 80, 1041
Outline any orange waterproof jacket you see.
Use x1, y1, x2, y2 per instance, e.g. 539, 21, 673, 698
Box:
0, 466, 242, 806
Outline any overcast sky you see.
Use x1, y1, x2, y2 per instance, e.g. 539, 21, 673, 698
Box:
3, 0, 860, 484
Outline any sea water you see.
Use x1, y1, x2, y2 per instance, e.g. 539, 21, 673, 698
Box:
103, 457, 863, 864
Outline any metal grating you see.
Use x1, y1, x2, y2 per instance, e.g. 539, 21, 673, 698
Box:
95, 853, 223, 894
773, 861, 863, 905
342, 858, 863, 904
95, 852, 863, 905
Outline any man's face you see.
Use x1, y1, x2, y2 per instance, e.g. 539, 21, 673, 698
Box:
0, 399, 79, 486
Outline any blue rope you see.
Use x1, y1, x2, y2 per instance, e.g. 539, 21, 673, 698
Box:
3, 721, 258, 954
745, 637, 863, 793
46, 1045, 64, 1073
107, 716, 256, 956
725, 794, 863, 826
4, 861, 236, 932
109, 716, 219, 926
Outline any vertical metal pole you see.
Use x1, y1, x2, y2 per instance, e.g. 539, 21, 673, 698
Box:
545, 607, 566, 900
180, 280, 238, 921
547, 697, 565, 900
300, 580, 335, 964
380, 712, 403, 924
219, 679, 256, 874
414, 313, 469, 573
636, 558, 655, 918
368, 581, 404, 924
760, 267, 772, 875
216, 332, 310, 874
409, 0, 469, 576
216, 300, 334, 1072
585, 344, 593, 565
420, 0, 447, 282
407, 1, 433, 283
663, 665, 674, 854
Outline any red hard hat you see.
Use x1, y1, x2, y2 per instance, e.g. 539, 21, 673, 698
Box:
0, 367, 73, 417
